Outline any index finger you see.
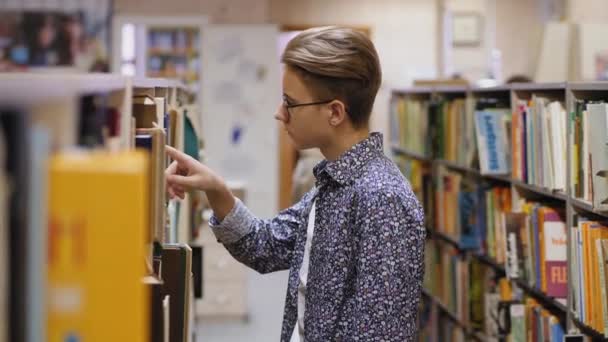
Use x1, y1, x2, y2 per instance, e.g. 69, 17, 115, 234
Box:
165, 145, 193, 166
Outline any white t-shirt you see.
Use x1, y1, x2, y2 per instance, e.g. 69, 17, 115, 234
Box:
290, 201, 316, 342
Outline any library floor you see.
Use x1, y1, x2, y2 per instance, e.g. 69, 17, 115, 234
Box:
196, 270, 289, 342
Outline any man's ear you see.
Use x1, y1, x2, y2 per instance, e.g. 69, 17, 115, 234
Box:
328, 100, 347, 126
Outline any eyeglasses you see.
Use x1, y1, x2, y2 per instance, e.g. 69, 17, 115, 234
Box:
282, 98, 333, 118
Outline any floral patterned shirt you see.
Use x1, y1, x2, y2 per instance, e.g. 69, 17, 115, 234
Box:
209, 132, 426, 341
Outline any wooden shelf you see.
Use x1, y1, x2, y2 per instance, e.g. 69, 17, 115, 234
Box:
392, 87, 433, 95
435, 159, 511, 183
470, 253, 567, 318
132, 77, 188, 90
570, 197, 608, 219
427, 228, 463, 251
147, 48, 198, 57
472, 254, 506, 275
390, 145, 432, 162
421, 288, 486, 340
571, 316, 608, 341
421, 289, 467, 329
434, 85, 468, 94
0, 73, 129, 103
511, 179, 567, 201
512, 278, 567, 316
435, 159, 479, 175
568, 82, 608, 91
483, 173, 512, 183
510, 82, 566, 91
471, 331, 488, 342
470, 85, 512, 93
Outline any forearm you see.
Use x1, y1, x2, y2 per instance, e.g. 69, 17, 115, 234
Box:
208, 199, 295, 274
209, 188, 315, 274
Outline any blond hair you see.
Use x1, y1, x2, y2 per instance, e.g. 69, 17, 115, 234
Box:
281, 26, 382, 128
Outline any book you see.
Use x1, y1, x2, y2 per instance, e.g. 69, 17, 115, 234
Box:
505, 213, 527, 279
133, 95, 160, 129
587, 103, 608, 210
539, 208, 567, 299
136, 127, 167, 245
484, 292, 500, 339
47, 151, 149, 342
2, 108, 30, 342
598, 239, 608, 336
458, 178, 481, 249
571, 227, 581, 320
474, 109, 510, 175
469, 259, 486, 330
510, 303, 526, 342
390, 96, 430, 156
161, 244, 192, 342
549, 313, 565, 341
25, 126, 50, 342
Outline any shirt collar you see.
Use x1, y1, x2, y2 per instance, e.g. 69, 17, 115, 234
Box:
313, 132, 384, 186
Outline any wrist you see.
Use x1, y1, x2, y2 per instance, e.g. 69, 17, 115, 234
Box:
208, 173, 227, 194
206, 179, 235, 222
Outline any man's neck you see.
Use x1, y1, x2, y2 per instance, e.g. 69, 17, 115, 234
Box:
321, 128, 371, 161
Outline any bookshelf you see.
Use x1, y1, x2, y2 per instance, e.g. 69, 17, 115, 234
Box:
428, 224, 569, 321
391, 145, 433, 163
112, 15, 208, 104
391, 82, 608, 341
0, 73, 200, 342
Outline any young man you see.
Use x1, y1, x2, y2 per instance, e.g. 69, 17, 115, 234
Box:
165, 26, 425, 341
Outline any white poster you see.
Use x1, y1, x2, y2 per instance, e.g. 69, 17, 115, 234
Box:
202, 24, 280, 218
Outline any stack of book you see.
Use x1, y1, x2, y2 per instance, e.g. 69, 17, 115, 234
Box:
570, 100, 608, 210
390, 96, 430, 156
512, 96, 567, 190
571, 217, 608, 336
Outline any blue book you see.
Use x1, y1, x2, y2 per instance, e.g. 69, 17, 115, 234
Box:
474, 110, 509, 175
135, 134, 153, 151
550, 316, 565, 341
459, 189, 479, 249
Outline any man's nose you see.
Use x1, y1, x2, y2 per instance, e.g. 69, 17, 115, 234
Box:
274, 105, 289, 123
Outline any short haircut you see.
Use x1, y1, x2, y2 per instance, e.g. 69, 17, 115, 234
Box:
281, 26, 382, 128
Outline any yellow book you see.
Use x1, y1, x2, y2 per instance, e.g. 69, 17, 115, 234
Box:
499, 278, 513, 301
582, 221, 593, 326
47, 151, 149, 342
588, 222, 603, 330
538, 207, 548, 293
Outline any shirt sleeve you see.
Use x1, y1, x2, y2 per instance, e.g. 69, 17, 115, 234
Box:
351, 189, 426, 341
208, 189, 314, 274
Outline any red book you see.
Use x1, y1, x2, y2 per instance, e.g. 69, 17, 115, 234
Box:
540, 208, 567, 298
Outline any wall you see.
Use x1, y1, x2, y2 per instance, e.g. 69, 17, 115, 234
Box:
270, 0, 439, 148
495, 0, 544, 81
568, 0, 608, 22
114, 0, 269, 23
443, 0, 494, 81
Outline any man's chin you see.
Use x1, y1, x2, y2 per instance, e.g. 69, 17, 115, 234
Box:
289, 138, 314, 151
